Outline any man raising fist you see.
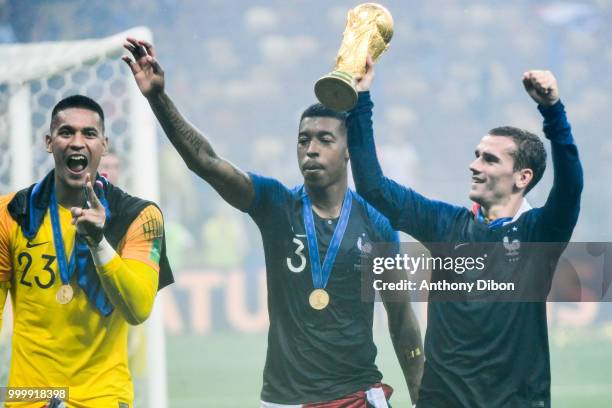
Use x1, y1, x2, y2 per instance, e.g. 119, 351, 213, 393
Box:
348, 61, 583, 408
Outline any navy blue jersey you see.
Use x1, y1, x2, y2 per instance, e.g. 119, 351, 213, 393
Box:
347, 92, 583, 408
245, 174, 399, 404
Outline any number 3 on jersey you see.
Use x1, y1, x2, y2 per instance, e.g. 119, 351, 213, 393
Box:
287, 237, 307, 273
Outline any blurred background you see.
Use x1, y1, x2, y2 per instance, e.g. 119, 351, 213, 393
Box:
0, 0, 611, 407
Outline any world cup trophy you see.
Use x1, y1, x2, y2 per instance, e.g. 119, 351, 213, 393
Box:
314, 3, 394, 112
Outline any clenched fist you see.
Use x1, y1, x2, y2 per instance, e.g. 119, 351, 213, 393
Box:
522, 70, 559, 107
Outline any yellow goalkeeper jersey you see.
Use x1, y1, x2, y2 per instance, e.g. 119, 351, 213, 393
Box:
0, 197, 162, 408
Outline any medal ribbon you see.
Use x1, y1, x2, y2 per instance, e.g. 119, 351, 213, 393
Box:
49, 190, 77, 285
302, 189, 352, 289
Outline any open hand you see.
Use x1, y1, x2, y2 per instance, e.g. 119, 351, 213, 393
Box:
123, 37, 165, 98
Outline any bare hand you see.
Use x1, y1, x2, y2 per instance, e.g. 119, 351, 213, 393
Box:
522, 70, 559, 107
123, 37, 165, 98
355, 54, 375, 92
71, 174, 106, 246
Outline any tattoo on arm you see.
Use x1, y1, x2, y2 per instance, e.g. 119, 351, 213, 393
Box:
147, 92, 254, 209
184, 132, 204, 155
152, 94, 213, 167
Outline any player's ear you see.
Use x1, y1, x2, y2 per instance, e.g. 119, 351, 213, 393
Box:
102, 136, 109, 155
45, 134, 53, 153
340, 125, 349, 162
515, 168, 533, 191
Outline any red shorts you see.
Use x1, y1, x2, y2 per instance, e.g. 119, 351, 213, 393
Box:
304, 383, 394, 408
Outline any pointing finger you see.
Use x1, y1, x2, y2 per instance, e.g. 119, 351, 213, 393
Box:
83, 174, 101, 209
86, 179, 102, 210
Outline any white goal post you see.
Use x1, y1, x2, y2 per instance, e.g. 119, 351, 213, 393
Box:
0, 27, 168, 408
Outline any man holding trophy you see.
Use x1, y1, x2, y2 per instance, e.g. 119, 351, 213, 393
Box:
339, 16, 583, 408
122, 3, 423, 406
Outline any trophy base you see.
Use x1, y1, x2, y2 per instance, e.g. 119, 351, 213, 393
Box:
314, 71, 358, 112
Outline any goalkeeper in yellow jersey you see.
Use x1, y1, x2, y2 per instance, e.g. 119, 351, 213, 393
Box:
0, 95, 173, 408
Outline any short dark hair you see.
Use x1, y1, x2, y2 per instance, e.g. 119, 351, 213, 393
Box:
300, 103, 348, 125
488, 126, 547, 194
50, 94, 105, 132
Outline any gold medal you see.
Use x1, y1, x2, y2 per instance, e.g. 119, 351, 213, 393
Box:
309, 288, 330, 310
56, 284, 74, 304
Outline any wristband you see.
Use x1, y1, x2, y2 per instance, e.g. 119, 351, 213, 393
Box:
89, 237, 116, 266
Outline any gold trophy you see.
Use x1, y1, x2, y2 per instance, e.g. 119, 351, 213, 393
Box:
315, 3, 393, 112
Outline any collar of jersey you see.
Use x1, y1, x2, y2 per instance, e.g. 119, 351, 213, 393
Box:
472, 198, 532, 230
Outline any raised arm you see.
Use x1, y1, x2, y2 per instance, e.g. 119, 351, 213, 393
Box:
347, 57, 463, 242
123, 37, 254, 211
522, 71, 583, 241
